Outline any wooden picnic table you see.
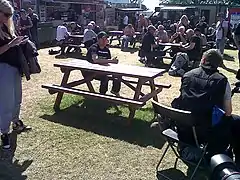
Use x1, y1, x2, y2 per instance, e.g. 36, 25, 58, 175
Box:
42, 59, 171, 124
158, 42, 181, 47
65, 34, 84, 50
68, 34, 84, 39
108, 31, 142, 47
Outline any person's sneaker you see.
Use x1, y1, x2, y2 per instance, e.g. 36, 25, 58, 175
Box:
1, 134, 10, 149
111, 91, 120, 97
12, 120, 32, 132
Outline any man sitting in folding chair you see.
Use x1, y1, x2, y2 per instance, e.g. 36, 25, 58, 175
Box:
152, 49, 240, 179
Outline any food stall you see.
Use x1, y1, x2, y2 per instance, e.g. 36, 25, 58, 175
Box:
20, 0, 104, 44
105, 7, 143, 31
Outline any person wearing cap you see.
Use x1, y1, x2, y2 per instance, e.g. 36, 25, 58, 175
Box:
86, 31, 121, 95
90, 21, 101, 34
18, 9, 32, 39
215, 12, 228, 55
170, 49, 240, 163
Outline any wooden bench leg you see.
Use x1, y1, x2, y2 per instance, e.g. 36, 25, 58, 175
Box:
128, 79, 144, 124
150, 79, 159, 102
54, 70, 71, 111
128, 106, 136, 124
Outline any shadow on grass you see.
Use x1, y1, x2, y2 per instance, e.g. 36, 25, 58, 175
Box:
223, 53, 235, 61
67, 52, 87, 60
221, 63, 238, 75
40, 99, 165, 149
157, 167, 209, 180
0, 132, 33, 180
157, 168, 186, 180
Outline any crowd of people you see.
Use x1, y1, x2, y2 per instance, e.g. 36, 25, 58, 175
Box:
13, 7, 39, 49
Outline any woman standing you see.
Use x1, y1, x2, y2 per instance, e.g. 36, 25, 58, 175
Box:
0, 0, 30, 149
18, 9, 32, 39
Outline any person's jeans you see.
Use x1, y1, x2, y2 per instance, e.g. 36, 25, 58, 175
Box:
216, 39, 225, 55
121, 36, 133, 49
96, 75, 121, 94
145, 50, 166, 65
30, 28, 39, 49
0, 63, 22, 134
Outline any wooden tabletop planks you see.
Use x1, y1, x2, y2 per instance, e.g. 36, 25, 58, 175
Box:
54, 60, 166, 79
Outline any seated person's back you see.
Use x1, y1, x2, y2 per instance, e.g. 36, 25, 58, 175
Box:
141, 29, 155, 53
56, 24, 69, 42
83, 23, 97, 48
172, 49, 232, 144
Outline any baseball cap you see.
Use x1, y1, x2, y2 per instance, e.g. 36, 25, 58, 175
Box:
201, 49, 223, 70
97, 31, 108, 39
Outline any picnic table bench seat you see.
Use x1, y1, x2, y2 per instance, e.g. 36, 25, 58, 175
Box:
42, 84, 146, 109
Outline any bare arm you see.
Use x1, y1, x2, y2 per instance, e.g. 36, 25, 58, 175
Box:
233, 34, 240, 49
91, 54, 118, 64
179, 34, 187, 44
223, 99, 232, 116
182, 42, 195, 50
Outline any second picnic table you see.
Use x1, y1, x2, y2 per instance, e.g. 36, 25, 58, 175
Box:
42, 59, 171, 123
108, 31, 142, 47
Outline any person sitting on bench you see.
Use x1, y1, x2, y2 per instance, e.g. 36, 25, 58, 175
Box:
86, 31, 121, 96
56, 23, 69, 55
156, 25, 169, 43
83, 23, 97, 49
140, 25, 165, 67
169, 26, 187, 56
194, 28, 208, 52
121, 24, 135, 51
179, 29, 202, 63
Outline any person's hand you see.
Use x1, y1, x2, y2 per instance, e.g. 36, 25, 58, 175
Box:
8, 36, 24, 47
112, 57, 119, 64
20, 37, 29, 44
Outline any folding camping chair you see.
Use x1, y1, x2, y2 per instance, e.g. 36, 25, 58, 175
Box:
152, 100, 208, 180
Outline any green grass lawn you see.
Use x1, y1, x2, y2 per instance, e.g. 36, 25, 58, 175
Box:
0, 48, 239, 180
